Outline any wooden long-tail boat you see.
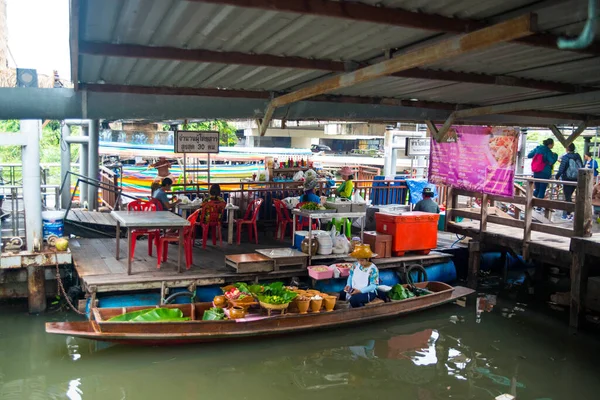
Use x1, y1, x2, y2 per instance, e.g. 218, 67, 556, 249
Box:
46, 282, 473, 345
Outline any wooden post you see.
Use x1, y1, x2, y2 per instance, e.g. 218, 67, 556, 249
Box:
445, 187, 457, 231
27, 266, 46, 313
480, 193, 489, 233
467, 241, 481, 289
569, 249, 587, 329
574, 169, 593, 238
523, 181, 534, 259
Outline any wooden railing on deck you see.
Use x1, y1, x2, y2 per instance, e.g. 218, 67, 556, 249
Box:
445, 169, 594, 256
99, 166, 121, 210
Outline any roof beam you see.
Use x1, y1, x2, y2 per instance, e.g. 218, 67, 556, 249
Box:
80, 41, 597, 94
186, 0, 483, 33
260, 14, 537, 135
187, 0, 600, 56
80, 83, 592, 123
78, 42, 346, 72
69, 0, 80, 89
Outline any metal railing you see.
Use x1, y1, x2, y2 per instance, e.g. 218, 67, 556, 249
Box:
0, 184, 60, 242
60, 171, 137, 216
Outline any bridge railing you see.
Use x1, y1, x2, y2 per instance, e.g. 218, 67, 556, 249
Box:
445, 169, 595, 249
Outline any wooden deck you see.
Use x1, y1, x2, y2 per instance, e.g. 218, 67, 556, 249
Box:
71, 237, 453, 294
67, 209, 116, 227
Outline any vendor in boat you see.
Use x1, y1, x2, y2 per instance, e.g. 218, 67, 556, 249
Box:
413, 187, 440, 213
335, 166, 354, 200
340, 245, 380, 308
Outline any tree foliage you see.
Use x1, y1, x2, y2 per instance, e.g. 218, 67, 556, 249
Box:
179, 120, 238, 146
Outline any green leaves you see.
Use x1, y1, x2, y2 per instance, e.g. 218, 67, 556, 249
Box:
388, 284, 415, 301
108, 307, 190, 322
202, 307, 226, 321
258, 282, 298, 304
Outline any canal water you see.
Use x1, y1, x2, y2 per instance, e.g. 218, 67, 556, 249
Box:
1, 296, 599, 400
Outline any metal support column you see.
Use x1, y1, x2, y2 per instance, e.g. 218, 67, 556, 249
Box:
80, 123, 89, 205
383, 129, 394, 176
87, 119, 100, 210
21, 120, 43, 251
517, 128, 527, 175
60, 123, 71, 209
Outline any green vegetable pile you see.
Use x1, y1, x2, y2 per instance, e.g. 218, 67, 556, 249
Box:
202, 307, 226, 321
300, 202, 321, 211
388, 284, 416, 301
108, 307, 190, 322
257, 282, 297, 305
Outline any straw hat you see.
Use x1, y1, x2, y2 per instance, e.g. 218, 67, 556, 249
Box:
338, 166, 353, 177
303, 178, 318, 191
350, 244, 378, 259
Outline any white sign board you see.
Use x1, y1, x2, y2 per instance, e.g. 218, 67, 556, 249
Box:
405, 137, 431, 156
175, 131, 220, 153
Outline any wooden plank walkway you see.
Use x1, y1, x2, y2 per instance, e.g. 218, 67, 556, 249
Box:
67, 209, 116, 227
71, 238, 452, 294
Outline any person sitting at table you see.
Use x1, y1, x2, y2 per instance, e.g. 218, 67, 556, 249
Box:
413, 187, 440, 213
153, 177, 180, 211
299, 177, 321, 204
203, 184, 225, 204
339, 245, 380, 308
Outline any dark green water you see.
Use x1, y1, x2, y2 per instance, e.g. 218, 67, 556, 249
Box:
1, 296, 599, 400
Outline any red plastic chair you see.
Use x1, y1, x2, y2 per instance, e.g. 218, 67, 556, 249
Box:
235, 198, 264, 245
197, 200, 226, 249
148, 198, 164, 211
295, 201, 318, 230
127, 200, 159, 261
156, 209, 200, 269
273, 198, 293, 241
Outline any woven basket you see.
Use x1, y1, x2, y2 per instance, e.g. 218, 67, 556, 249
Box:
259, 301, 290, 310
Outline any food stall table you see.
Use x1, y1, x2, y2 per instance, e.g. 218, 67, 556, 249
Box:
292, 209, 366, 264
111, 211, 190, 275
255, 248, 309, 271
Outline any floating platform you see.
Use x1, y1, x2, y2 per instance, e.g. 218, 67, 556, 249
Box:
70, 237, 453, 295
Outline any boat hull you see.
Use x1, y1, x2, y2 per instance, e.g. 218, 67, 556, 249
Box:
46, 283, 473, 345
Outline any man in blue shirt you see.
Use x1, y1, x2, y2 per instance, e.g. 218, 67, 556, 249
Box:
152, 178, 180, 211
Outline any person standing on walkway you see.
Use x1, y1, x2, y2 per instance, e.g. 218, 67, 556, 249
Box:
556, 143, 584, 219
528, 138, 558, 199
584, 152, 598, 178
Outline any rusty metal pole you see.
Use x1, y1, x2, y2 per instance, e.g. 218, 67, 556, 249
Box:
27, 266, 46, 313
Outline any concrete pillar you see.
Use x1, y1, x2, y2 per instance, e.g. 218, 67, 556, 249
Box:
60, 123, 71, 209
80, 124, 89, 205
87, 120, 100, 210
517, 128, 527, 175
383, 129, 394, 176
21, 120, 42, 251
291, 136, 311, 149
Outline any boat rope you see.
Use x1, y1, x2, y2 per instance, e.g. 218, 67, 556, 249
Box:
55, 262, 87, 315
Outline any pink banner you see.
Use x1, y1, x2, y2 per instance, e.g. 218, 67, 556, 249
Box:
428, 126, 519, 197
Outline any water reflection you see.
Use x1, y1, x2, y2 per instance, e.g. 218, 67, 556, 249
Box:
2, 298, 600, 400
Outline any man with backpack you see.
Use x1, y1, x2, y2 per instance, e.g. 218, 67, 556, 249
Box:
555, 143, 584, 219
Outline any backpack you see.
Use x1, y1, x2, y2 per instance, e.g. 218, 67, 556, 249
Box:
565, 157, 583, 180
531, 153, 545, 173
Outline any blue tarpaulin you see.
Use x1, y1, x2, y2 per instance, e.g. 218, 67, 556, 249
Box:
405, 180, 438, 205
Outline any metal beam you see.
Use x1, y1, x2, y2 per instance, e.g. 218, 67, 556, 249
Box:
260, 14, 537, 135
186, 0, 483, 33
81, 83, 593, 123
79, 41, 346, 72
0, 133, 27, 146
69, 0, 80, 90
80, 42, 598, 94
186, 0, 600, 56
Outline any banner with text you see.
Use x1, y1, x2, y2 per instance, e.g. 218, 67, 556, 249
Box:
428, 126, 519, 197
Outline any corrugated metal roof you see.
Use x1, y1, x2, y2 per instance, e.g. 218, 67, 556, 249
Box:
77, 0, 600, 121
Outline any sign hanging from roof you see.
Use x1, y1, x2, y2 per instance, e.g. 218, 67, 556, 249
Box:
428, 126, 519, 197
405, 137, 431, 156
175, 131, 219, 153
